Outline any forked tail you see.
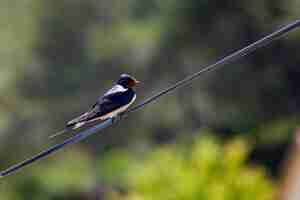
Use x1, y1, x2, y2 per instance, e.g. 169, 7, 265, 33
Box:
48, 128, 70, 139
48, 122, 87, 139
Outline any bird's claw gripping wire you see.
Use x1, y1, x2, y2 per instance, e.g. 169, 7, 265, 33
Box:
112, 112, 125, 123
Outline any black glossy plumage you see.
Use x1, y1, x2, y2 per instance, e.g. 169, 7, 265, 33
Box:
67, 84, 136, 127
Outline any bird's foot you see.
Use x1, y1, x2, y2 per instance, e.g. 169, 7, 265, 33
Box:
111, 113, 123, 123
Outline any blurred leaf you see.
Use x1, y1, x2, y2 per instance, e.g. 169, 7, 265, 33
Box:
101, 135, 275, 200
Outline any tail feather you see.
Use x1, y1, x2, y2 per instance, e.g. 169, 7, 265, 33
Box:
67, 112, 90, 127
48, 129, 69, 139
72, 122, 86, 130
49, 121, 87, 139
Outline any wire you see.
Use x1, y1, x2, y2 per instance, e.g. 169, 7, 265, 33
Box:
125, 19, 300, 114
1, 18, 300, 178
0, 118, 113, 177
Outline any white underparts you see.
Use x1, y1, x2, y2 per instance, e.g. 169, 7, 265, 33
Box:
97, 94, 136, 120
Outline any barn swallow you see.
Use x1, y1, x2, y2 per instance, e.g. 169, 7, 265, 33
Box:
49, 74, 139, 138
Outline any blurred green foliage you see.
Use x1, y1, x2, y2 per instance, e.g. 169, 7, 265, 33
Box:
101, 136, 275, 200
0, 135, 275, 200
0, 0, 300, 199
1, 148, 95, 200
0, 0, 299, 154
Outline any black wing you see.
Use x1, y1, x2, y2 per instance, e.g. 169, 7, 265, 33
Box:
67, 85, 131, 127
66, 106, 99, 127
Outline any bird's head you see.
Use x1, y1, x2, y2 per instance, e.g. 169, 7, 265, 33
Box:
117, 74, 140, 88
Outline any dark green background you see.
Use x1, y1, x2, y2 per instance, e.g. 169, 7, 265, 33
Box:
0, 0, 299, 199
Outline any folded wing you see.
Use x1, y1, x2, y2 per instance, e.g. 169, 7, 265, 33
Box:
66, 85, 132, 127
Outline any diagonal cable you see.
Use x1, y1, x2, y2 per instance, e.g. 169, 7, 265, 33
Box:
0, 119, 114, 177
1, 19, 300, 178
125, 19, 300, 114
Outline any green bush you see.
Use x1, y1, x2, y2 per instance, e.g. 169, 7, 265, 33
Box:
1, 135, 276, 200
1, 149, 95, 200
100, 136, 275, 200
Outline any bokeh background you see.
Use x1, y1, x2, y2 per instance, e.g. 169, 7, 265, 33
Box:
1, 0, 300, 199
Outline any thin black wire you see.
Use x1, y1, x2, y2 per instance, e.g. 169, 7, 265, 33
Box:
1, 19, 300, 178
126, 19, 300, 114
0, 119, 113, 177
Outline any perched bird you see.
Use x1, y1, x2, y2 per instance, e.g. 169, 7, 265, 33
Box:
49, 74, 139, 138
